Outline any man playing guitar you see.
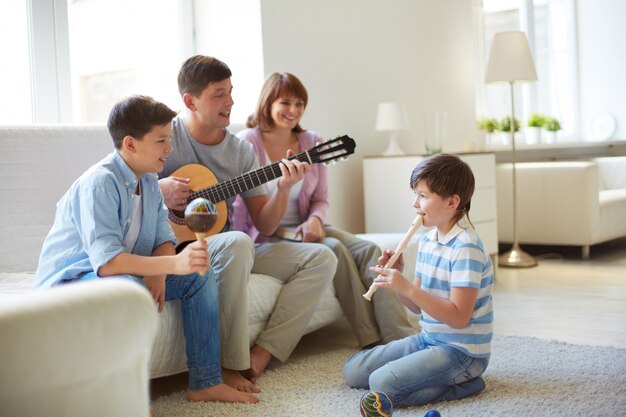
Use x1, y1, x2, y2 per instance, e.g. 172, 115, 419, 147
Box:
158, 55, 337, 396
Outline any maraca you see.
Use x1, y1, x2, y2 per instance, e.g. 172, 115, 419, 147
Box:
184, 198, 217, 274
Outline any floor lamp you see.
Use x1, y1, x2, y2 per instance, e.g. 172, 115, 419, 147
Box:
485, 31, 538, 268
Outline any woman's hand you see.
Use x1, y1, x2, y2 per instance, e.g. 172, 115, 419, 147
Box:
296, 216, 324, 242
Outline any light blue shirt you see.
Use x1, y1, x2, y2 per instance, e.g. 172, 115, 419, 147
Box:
34, 151, 176, 289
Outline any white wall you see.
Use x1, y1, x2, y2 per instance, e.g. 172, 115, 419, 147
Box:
260, 0, 481, 233
577, 0, 626, 141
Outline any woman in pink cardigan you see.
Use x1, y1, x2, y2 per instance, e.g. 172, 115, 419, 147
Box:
232, 72, 414, 348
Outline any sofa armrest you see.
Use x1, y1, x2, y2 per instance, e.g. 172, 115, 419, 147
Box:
592, 156, 626, 190
0, 279, 157, 417
496, 161, 600, 246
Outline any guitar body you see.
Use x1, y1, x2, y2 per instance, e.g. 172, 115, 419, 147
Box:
168, 164, 228, 244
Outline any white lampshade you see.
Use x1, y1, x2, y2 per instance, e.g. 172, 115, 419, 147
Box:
375, 102, 410, 131
485, 31, 537, 83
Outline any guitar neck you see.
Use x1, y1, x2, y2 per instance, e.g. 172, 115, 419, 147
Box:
192, 150, 314, 204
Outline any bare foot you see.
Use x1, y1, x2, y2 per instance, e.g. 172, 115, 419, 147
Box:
187, 383, 260, 403
243, 344, 273, 383
222, 368, 261, 393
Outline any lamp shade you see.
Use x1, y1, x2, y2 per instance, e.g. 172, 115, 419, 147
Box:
485, 31, 538, 83
375, 102, 409, 131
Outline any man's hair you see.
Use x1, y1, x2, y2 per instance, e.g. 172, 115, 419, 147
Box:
177, 55, 232, 97
107, 95, 177, 149
246, 72, 308, 133
409, 153, 475, 225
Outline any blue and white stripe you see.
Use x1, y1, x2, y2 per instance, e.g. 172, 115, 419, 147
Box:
415, 224, 494, 358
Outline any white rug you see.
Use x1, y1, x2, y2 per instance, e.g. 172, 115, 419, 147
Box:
151, 334, 626, 416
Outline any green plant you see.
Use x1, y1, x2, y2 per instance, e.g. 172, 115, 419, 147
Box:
476, 117, 499, 133
500, 116, 520, 132
527, 113, 546, 128
543, 117, 561, 132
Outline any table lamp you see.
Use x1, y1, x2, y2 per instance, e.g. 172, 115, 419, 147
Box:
376, 102, 409, 156
485, 31, 538, 268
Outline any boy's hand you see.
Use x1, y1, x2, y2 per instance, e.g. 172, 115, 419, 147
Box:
175, 239, 210, 275
159, 176, 191, 211
378, 249, 405, 273
370, 266, 412, 296
144, 275, 166, 312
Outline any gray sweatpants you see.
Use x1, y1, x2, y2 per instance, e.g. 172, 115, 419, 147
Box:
207, 231, 336, 370
322, 227, 415, 347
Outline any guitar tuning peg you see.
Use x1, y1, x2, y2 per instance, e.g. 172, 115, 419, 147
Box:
323, 161, 331, 166
340, 156, 349, 161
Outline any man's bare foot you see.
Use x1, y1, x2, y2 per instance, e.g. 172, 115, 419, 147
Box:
243, 344, 273, 383
222, 368, 261, 393
187, 383, 260, 403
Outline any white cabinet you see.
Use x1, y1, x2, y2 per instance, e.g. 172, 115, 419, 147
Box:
362, 153, 498, 255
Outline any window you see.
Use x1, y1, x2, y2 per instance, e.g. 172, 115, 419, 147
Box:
477, 0, 578, 142
0, 0, 264, 125
0, 1, 33, 124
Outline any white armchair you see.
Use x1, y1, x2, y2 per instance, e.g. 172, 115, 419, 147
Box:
0, 279, 157, 417
496, 156, 626, 259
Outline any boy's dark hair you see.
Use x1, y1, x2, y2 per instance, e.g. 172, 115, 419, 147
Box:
107, 95, 177, 149
410, 153, 475, 226
246, 72, 308, 133
177, 55, 232, 97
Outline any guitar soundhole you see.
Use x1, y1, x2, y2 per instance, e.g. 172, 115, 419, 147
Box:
168, 209, 186, 225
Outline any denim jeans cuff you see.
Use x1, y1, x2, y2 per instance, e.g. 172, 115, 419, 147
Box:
188, 366, 222, 390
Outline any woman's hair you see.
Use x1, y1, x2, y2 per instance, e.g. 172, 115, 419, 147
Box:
246, 72, 308, 133
177, 55, 232, 97
409, 153, 475, 226
107, 95, 177, 149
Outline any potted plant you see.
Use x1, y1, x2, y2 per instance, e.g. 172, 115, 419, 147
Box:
476, 117, 499, 146
499, 115, 520, 145
525, 113, 545, 144
543, 117, 561, 144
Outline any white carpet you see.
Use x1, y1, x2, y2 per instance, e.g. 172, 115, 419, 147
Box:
151, 334, 626, 416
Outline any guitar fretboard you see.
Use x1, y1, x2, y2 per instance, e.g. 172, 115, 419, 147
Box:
190, 150, 316, 204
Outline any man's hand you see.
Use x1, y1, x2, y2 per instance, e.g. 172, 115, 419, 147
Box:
159, 176, 191, 211
144, 275, 166, 312
276, 150, 310, 191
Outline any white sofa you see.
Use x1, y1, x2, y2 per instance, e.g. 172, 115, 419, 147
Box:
0, 125, 418, 380
496, 157, 626, 259
0, 279, 157, 417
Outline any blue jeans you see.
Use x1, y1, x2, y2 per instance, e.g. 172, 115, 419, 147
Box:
164, 271, 221, 391
343, 333, 489, 407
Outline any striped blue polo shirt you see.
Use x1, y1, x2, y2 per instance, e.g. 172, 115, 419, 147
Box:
415, 224, 494, 358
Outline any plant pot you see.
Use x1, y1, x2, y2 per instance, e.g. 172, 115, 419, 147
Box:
543, 130, 557, 144
525, 127, 541, 145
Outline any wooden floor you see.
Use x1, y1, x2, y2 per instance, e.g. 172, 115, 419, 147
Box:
493, 238, 626, 349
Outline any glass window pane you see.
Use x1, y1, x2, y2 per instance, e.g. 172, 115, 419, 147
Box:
67, 0, 185, 123
0, 1, 33, 125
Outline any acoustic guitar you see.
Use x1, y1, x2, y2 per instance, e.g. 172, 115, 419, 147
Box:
167, 135, 356, 244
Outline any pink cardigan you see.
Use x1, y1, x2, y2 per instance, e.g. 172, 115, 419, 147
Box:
231, 128, 329, 243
